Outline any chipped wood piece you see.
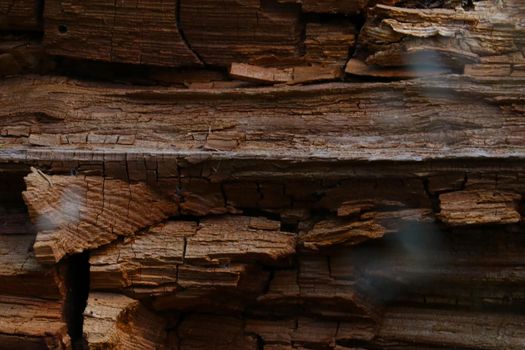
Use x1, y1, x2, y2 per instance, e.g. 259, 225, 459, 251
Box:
378, 307, 525, 350
0, 234, 65, 299
185, 216, 295, 265
83, 292, 168, 349
230, 63, 342, 85
438, 190, 521, 226
89, 221, 195, 292
299, 218, 386, 250
23, 168, 178, 264
180, 0, 302, 67
89, 217, 293, 300
43, 0, 201, 67
0, 0, 41, 30
0, 295, 70, 349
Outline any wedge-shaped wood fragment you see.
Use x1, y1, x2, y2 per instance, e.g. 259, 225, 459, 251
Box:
90, 216, 294, 302
439, 189, 521, 226
44, 0, 201, 67
23, 168, 178, 264
83, 292, 167, 349
299, 219, 386, 250
230, 63, 342, 85
0, 0, 40, 30
0, 295, 70, 349
378, 307, 525, 350
0, 234, 65, 299
180, 0, 302, 67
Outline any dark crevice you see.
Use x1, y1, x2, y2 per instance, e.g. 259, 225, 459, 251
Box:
64, 251, 90, 350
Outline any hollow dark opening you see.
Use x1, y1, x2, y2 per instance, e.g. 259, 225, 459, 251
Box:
64, 251, 90, 349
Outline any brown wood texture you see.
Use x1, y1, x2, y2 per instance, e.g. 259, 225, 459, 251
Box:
0, 0, 524, 349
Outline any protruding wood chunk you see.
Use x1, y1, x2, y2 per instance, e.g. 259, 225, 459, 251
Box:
23, 168, 178, 264
180, 0, 302, 67
83, 292, 167, 349
439, 190, 521, 226
230, 63, 342, 85
43, 0, 201, 67
90, 216, 294, 305
0, 0, 41, 30
0, 295, 70, 349
185, 216, 296, 264
299, 219, 386, 250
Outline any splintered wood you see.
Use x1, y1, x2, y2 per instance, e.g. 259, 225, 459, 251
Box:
439, 190, 522, 226
89, 217, 294, 304
83, 293, 168, 349
22, 168, 178, 264
0, 0, 524, 349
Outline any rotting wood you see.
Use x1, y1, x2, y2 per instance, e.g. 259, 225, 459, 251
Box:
0, 0, 524, 348
83, 292, 168, 349
22, 167, 178, 264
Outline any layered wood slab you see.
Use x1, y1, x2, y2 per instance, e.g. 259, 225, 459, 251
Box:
43, 0, 201, 67
22, 168, 178, 264
1, 75, 523, 163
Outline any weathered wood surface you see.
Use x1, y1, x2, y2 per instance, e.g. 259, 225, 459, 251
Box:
0, 75, 523, 162
89, 217, 294, 299
83, 292, 168, 349
22, 167, 178, 264
0, 0, 524, 348
0, 295, 70, 349
43, 0, 201, 67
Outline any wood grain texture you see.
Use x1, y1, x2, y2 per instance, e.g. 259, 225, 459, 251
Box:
43, 0, 201, 67
355, 1, 525, 76
0, 234, 65, 299
89, 216, 295, 306
83, 292, 168, 349
180, 0, 302, 67
0, 75, 523, 162
22, 167, 178, 264
0, 295, 70, 349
